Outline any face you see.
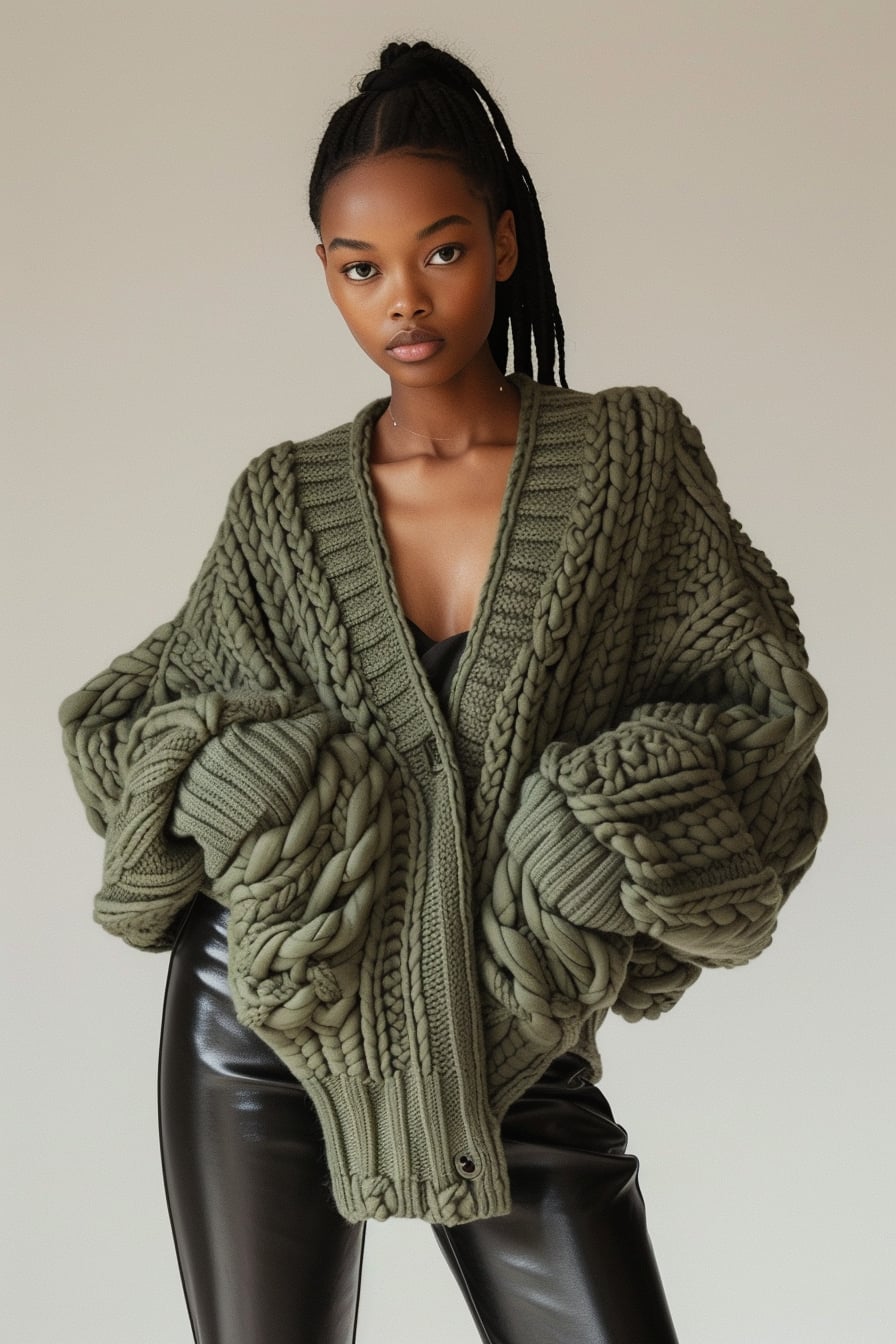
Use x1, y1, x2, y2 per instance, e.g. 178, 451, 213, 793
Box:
316, 152, 517, 388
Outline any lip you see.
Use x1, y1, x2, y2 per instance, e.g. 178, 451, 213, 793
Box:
385, 328, 445, 362
386, 326, 443, 350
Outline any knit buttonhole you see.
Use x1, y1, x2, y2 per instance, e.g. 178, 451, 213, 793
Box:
423, 736, 443, 772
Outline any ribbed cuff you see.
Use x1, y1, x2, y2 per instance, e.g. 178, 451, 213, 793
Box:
170, 709, 340, 876
300, 1069, 512, 1226
506, 773, 635, 936
94, 871, 204, 951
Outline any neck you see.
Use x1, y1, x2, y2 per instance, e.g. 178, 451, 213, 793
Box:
382, 352, 518, 459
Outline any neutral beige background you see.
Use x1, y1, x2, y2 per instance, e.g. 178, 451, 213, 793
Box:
3, 2, 894, 1340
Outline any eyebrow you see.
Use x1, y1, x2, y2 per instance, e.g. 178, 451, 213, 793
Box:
326, 214, 473, 251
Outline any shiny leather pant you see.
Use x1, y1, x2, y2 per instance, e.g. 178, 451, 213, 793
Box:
159, 894, 679, 1344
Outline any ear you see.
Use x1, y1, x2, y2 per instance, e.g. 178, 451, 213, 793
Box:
494, 210, 518, 282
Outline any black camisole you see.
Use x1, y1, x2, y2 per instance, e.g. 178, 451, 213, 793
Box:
407, 619, 469, 714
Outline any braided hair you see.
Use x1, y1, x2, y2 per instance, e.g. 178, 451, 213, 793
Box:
309, 41, 566, 388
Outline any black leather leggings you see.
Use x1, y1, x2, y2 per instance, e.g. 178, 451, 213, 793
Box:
159, 893, 679, 1344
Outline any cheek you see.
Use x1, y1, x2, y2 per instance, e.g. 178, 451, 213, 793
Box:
324, 272, 343, 311
451, 264, 497, 322
328, 286, 369, 332
470, 269, 498, 324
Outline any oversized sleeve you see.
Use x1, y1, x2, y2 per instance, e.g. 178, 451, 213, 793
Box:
499, 392, 828, 1016
58, 462, 348, 951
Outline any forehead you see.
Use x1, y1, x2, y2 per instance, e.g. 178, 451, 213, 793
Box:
319, 153, 489, 239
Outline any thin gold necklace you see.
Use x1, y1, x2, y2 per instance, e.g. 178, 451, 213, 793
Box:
387, 381, 505, 442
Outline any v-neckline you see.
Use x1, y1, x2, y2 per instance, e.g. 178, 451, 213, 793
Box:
352, 372, 533, 704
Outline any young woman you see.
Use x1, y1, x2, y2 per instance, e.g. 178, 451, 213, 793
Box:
59, 39, 828, 1344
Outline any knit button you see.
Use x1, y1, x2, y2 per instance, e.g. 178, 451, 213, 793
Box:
454, 1152, 480, 1179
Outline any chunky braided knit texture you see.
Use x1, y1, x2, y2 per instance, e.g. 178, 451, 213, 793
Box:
59, 375, 827, 1221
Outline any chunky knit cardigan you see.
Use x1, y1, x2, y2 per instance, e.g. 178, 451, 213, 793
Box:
59, 375, 827, 1226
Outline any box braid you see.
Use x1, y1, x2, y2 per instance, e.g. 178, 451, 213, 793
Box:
308, 41, 566, 387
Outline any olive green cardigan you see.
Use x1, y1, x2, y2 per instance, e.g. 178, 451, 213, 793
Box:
59, 374, 827, 1226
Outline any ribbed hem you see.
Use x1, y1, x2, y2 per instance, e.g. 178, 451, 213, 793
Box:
301, 1069, 512, 1226
506, 773, 636, 936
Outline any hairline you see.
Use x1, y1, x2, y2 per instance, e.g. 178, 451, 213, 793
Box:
313, 148, 499, 236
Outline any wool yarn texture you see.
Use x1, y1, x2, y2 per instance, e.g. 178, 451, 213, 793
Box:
59, 375, 828, 1226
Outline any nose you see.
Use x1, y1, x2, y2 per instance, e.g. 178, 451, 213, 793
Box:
388, 269, 431, 321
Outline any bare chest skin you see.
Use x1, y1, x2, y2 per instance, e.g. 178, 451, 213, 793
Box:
369, 435, 517, 642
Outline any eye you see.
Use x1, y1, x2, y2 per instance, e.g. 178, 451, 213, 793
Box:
428, 244, 465, 266
342, 261, 379, 282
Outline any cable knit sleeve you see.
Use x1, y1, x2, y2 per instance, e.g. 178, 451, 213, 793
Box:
502, 392, 828, 1013
58, 463, 347, 951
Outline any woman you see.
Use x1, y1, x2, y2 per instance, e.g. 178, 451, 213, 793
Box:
59, 39, 828, 1344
